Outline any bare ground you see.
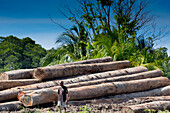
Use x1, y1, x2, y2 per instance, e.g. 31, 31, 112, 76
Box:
2, 96, 169, 113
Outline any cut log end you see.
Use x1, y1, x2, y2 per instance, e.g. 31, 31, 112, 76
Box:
18, 91, 25, 102
0, 73, 8, 80
21, 95, 32, 107
33, 68, 45, 79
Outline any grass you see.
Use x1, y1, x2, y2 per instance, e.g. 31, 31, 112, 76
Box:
144, 108, 170, 113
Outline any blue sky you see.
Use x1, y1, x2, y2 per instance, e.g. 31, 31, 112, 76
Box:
0, 0, 170, 55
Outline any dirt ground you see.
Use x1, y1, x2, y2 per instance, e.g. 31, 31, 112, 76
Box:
3, 96, 168, 113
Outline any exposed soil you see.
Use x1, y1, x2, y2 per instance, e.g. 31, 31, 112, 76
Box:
3, 96, 167, 113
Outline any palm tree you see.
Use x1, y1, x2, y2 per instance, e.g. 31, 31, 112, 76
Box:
41, 24, 91, 66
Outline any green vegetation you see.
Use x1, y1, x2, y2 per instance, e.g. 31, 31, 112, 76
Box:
144, 108, 170, 113
79, 106, 91, 113
42, 0, 170, 78
0, 35, 46, 73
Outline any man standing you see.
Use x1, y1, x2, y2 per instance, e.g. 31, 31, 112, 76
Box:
57, 81, 69, 113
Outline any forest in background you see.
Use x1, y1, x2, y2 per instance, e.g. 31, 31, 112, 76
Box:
0, 0, 170, 78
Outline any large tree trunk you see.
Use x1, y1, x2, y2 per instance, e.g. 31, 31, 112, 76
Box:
33, 60, 131, 80
121, 101, 170, 113
0, 69, 34, 80
68, 77, 169, 100
0, 79, 40, 90
0, 101, 22, 111
113, 85, 170, 98
19, 77, 169, 107
0, 66, 148, 102
61, 66, 148, 84
19, 89, 58, 107
63, 69, 161, 87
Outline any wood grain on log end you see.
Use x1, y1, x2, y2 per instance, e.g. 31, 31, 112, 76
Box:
21, 95, 32, 107
0, 72, 8, 80
33, 68, 45, 80
18, 91, 25, 102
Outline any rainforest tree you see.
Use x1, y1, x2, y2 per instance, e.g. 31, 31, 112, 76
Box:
0, 35, 47, 73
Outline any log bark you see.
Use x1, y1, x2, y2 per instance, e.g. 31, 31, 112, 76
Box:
0, 79, 40, 90
112, 85, 170, 98
63, 69, 160, 86
61, 66, 148, 84
20, 77, 169, 106
19, 89, 58, 107
0, 69, 34, 80
121, 101, 170, 113
0, 66, 148, 102
33, 60, 131, 80
0, 101, 22, 111
68, 77, 169, 100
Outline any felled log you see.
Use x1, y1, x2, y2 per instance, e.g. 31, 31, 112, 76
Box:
64, 69, 162, 88
63, 69, 161, 86
0, 69, 34, 80
0, 101, 22, 111
19, 77, 169, 106
19, 89, 58, 107
62, 66, 148, 84
113, 85, 170, 98
0, 66, 147, 102
0, 79, 40, 90
33, 60, 131, 80
68, 77, 169, 100
121, 101, 170, 113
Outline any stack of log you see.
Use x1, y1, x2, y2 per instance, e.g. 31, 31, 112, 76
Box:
0, 57, 169, 112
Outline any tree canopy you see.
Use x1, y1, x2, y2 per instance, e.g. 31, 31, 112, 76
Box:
0, 35, 47, 73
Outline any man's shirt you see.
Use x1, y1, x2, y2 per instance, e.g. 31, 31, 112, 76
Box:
58, 86, 68, 102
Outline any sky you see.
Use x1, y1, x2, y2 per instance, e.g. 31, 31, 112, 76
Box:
0, 0, 170, 55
